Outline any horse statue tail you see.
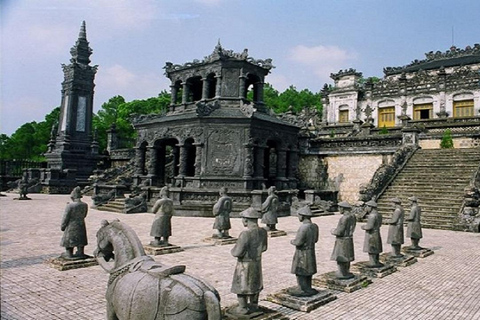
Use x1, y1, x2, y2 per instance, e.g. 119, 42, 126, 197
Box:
204, 291, 222, 320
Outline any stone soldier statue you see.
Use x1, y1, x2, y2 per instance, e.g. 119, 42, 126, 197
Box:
150, 186, 174, 247
261, 186, 279, 231
18, 175, 30, 200
331, 201, 356, 279
406, 196, 423, 250
212, 187, 233, 239
289, 205, 319, 297
361, 200, 384, 267
230, 207, 268, 316
387, 197, 404, 257
60, 186, 88, 259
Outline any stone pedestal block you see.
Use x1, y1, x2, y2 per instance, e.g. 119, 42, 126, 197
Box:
313, 271, 372, 293
224, 305, 287, 320
266, 230, 287, 238
143, 244, 184, 255
380, 253, 418, 267
351, 261, 398, 278
401, 246, 434, 258
47, 255, 98, 271
203, 237, 238, 246
267, 287, 337, 312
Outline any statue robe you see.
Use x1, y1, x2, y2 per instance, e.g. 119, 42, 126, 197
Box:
387, 207, 404, 245
61, 201, 88, 248
331, 212, 356, 262
406, 204, 423, 239
212, 195, 232, 230
150, 198, 174, 238
231, 226, 268, 295
291, 221, 319, 276
261, 194, 279, 225
363, 209, 383, 254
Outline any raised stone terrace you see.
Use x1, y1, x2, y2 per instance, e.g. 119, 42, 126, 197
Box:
1, 193, 480, 319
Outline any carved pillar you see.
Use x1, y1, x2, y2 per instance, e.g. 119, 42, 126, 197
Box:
287, 149, 299, 179
170, 84, 178, 105
437, 67, 448, 118
215, 75, 222, 97
172, 146, 179, 176
135, 147, 145, 175
276, 148, 287, 179
256, 82, 264, 103
239, 74, 247, 99
201, 78, 209, 100
193, 142, 203, 176
254, 145, 265, 178
181, 82, 189, 104
243, 142, 254, 178
147, 147, 158, 176
177, 143, 188, 177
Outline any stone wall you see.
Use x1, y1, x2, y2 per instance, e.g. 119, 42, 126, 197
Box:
326, 155, 385, 203
298, 155, 327, 190
419, 137, 480, 149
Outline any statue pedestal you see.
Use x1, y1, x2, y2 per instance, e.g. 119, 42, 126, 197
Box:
380, 253, 418, 267
14, 197, 32, 200
47, 255, 98, 271
203, 237, 238, 246
402, 246, 434, 258
313, 271, 371, 293
266, 230, 287, 238
351, 261, 397, 278
224, 305, 287, 320
267, 287, 337, 312
143, 244, 184, 255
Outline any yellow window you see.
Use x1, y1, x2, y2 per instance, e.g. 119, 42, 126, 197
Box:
413, 103, 433, 120
378, 107, 395, 128
339, 110, 349, 123
453, 100, 474, 118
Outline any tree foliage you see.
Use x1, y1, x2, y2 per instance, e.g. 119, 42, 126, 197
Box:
440, 129, 454, 149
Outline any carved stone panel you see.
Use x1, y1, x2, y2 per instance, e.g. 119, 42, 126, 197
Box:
205, 128, 243, 176
221, 68, 240, 97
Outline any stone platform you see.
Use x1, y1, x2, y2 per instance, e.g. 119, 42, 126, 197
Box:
267, 287, 337, 312
380, 253, 418, 267
203, 237, 238, 245
224, 305, 288, 320
143, 244, 184, 255
266, 230, 287, 238
47, 255, 98, 271
351, 261, 397, 278
402, 246, 435, 258
313, 271, 372, 293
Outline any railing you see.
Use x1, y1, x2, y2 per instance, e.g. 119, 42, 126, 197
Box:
0, 159, 47, 176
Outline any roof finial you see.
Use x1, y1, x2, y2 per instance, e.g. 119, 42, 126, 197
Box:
79, 21, 87, 40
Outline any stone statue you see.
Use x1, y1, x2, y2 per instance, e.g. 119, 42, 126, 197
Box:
230, 207, 268, 316
387, 198, 404, 257
124, 192, 148, 214
361, 200, 384, 267
288, 205, 319, 297
330, 201, 356, 279
406, 196, 423, 249
92, 189, 115, 207
261, 186, 279, 231
18, 175, 31, 200
150, 186, 174, 247
95, 220, 222, 320
60, 186, 88, 259
212, 187, 233, 239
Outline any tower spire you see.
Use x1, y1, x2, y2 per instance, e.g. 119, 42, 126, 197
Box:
79, 20, 87, 40
70, 21, 92, 65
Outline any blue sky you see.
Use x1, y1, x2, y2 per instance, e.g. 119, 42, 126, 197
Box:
1, 0, 479, 135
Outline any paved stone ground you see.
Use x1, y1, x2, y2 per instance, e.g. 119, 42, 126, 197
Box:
1, 193, 479, 319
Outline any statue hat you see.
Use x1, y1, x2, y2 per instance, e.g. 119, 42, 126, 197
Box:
297, 205, 314, 217
390, 197, 401, 204
240, 207, 261, 219
365, 200, 377, 207
408, 196, 418, 202
338, 201, 352, 209
70, 186, 82, 199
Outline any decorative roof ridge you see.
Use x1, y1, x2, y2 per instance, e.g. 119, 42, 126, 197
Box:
384, 44, 480, 75
330, 68, 362, 80
164, 42, 274, 73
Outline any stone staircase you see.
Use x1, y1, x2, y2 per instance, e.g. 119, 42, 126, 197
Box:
96, 198, 127, 213
377, 148, 480, 230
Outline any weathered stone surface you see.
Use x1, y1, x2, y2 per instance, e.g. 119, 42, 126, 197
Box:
351, 261, 397, 278
143, 244, 184, 255
267, 230, 287, 238
380, 253, 417, 267
402, 246, 434, 258
47, 256, 97, 271
312, 271, 372, 293
203, 237, 238, 246
267, 288, 336, 312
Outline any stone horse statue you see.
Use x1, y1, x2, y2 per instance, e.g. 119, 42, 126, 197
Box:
95, 219, 222, 320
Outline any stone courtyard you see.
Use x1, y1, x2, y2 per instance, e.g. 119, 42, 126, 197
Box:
1, 193, 480, 320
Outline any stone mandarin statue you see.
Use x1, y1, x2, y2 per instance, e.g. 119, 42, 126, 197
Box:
361, 200, 384, 267
331, 201, 356, 279
289, 205, 319, 297
230, 207, 268, 316
387, 198, 405, 257
60, 186, 88, 259
150, 186, 174, 247
212, 187, 233, 239
406, 196, 423, 249
261, 186, 279, 231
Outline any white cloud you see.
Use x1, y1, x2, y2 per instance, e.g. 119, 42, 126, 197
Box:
266, 73, 290, 92
289, 45, 357, 82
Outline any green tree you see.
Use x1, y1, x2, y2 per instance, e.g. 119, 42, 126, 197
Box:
440, 129, 454, 149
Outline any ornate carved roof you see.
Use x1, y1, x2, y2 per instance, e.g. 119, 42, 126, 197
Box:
330, 68, 363, 80
384, 44, 480, 75
69, 21, 93, 65
163, 41, 274, 74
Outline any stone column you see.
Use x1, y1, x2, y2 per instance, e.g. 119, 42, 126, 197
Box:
239, 74, 247, 99
177, 143, 188, 177
243, 142, 254, 178
181, 82, 189, 104
276, 148, 287, 179
256, 82, 264, 103
147, 147, 158, 176
135, 147, 145, 175
287, 149, 299, 179
170, 84, 178, 105
193, 142, 203, 176
254, 145, 265, 178
201, 78, 209, 100
215, 75, 222, 97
